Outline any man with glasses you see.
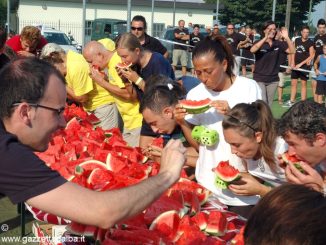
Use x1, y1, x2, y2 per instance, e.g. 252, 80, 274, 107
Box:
131, 15, 168, 59
225, 23, 247, 76
0, 57, 186, 229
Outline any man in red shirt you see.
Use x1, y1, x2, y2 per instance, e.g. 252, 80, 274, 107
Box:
6, 26, 47, 57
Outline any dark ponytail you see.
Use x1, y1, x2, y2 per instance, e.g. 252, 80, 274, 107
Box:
192, 35, 234, 77
222, 100, 277, 170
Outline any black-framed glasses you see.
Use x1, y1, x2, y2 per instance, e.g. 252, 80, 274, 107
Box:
227, 114, 257, 132
131, 27, 144, 31
12, 103, 66, 116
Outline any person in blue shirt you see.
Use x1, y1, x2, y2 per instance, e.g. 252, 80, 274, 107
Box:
314, 44, 326, 104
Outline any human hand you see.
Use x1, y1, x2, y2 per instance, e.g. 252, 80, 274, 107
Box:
228, 172, 269, 196
315, 69, 320, 76
210, 100, 230, 115
143, 144, 163, 162
174, 104, 188, 126
117, 67, 138, 83
159, 139, 186, 180
17, 50, 35, 57
280, 28, 289, 39
285, 161, 324, 192
90, 66, 106, 85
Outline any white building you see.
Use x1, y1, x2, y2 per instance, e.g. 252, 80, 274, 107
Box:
11, 0, 216, 44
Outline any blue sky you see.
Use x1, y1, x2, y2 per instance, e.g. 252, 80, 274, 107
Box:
312, 1, 326, 25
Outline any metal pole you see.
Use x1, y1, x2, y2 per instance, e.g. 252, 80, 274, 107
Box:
127, 0, 131, 32
173, 0, 176, 27
272, 0, 276, 21
285, 0, 292, 30
324, 0, 326, 20
7, 0, 10, 36
216, 0, 219, 25
151, 0, 154, 36
82, 0, 86, 47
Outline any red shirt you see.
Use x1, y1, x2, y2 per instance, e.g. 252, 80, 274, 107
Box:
6, 35, 48, 55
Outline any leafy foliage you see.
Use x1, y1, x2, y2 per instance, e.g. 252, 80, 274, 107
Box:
206, 0, 321, 34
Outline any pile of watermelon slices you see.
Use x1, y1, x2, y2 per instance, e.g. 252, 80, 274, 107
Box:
31, 104, 246, 244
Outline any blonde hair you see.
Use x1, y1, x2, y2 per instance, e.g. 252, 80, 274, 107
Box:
115, 33, 142, 51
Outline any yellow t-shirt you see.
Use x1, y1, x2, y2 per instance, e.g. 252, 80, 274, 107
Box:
98, 38, 116, 51
66, 50, 114, 111
108, 52, 143, 130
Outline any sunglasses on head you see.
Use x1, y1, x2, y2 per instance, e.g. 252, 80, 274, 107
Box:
131, 27, 144, 31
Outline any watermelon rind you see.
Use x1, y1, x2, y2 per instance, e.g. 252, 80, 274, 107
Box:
214, 176, 229, 189
180, 99, 211, 114
281, 153, 305, 173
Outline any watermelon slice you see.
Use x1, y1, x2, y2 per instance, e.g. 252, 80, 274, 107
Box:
205, 211, 227, 236
116, 61, 132, 70
281, 151, 305, 173
78, 159, 108, 171
149, 210, 181, 242
180, 98, 211, 114
212, 161, 241, 189
151, 137, 164, 148
92, 65, 105, 76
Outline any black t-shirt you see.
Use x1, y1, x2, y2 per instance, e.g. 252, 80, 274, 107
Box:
294, 38, 314, 69
0, 53, 10, 70
253, 40, 288, 83
242, 35, 254, 59
142, 33, 167, 56
279, 42, 288, 72
174, 28, 189, 50
225, 33, 246, 56
189, 33, 204, 52
0, 122, 66, 204
314, 34, 326, 60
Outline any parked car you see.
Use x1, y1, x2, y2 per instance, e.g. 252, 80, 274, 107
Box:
91, 18, 127, 41
36, 25, 82, 53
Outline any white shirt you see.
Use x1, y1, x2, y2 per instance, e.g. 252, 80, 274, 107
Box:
186, 76, 262, 206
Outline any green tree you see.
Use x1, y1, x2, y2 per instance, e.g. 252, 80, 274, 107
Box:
206, 0, 321, 34
0, 0, 7, 26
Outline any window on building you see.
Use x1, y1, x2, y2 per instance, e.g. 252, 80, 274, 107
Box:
153, 23, 165, 38
85, 20, 93, 36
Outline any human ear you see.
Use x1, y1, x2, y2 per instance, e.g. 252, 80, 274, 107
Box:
314, 133, 326, 147
255, 131, 263, 143
222, 59, 227, 72
162, 107, 173, 118
17, 103, 33, 125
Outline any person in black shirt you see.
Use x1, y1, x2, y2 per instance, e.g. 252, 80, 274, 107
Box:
312, 18, 326, 102
238, 26, 255, 77
250, 20, 294, 107
286, 26, 314, 107
0, 27, 10, 70
189, 24, 204, 74
225, 23, 247, 76
130, 15, 168, 59
172, 20, 189, 76
0, 57, 186, 229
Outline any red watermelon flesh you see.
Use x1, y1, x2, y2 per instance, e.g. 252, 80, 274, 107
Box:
151, 137, 164, 148
179, 98, 211, 114
78, 159, 107, 171
106, 152, 128, 173
116, 61, 132, 70
87, 168, 113, 191
191, 212, 208, 231
213, 161, 241, 182
205, 211, 227, 236
149, 210, 181, 242
281, 151, 305, 172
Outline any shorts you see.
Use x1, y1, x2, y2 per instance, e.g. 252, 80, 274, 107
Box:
172, 49, 188, 67
291, 70, 308, 80
316, 80, 326, 96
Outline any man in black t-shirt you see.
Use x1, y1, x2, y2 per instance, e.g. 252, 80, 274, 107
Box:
172, 20, 189, 76
189, 24, 204, 74
0, 58, 186, 229
130, 15, 168, 59
225, 23, 246, 75
312, 18, 326, 102
287, 26, 314, 106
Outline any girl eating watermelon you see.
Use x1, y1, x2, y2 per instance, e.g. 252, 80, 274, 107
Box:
222, 100, 287, 199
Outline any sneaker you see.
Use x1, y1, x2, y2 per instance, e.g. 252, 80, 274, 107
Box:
282, 100, 295, 108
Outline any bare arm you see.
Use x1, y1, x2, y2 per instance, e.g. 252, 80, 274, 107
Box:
27, 139, 186, 229
163, 51, 169, 59
250, 36, 268, 53
66, 86, 88, 103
